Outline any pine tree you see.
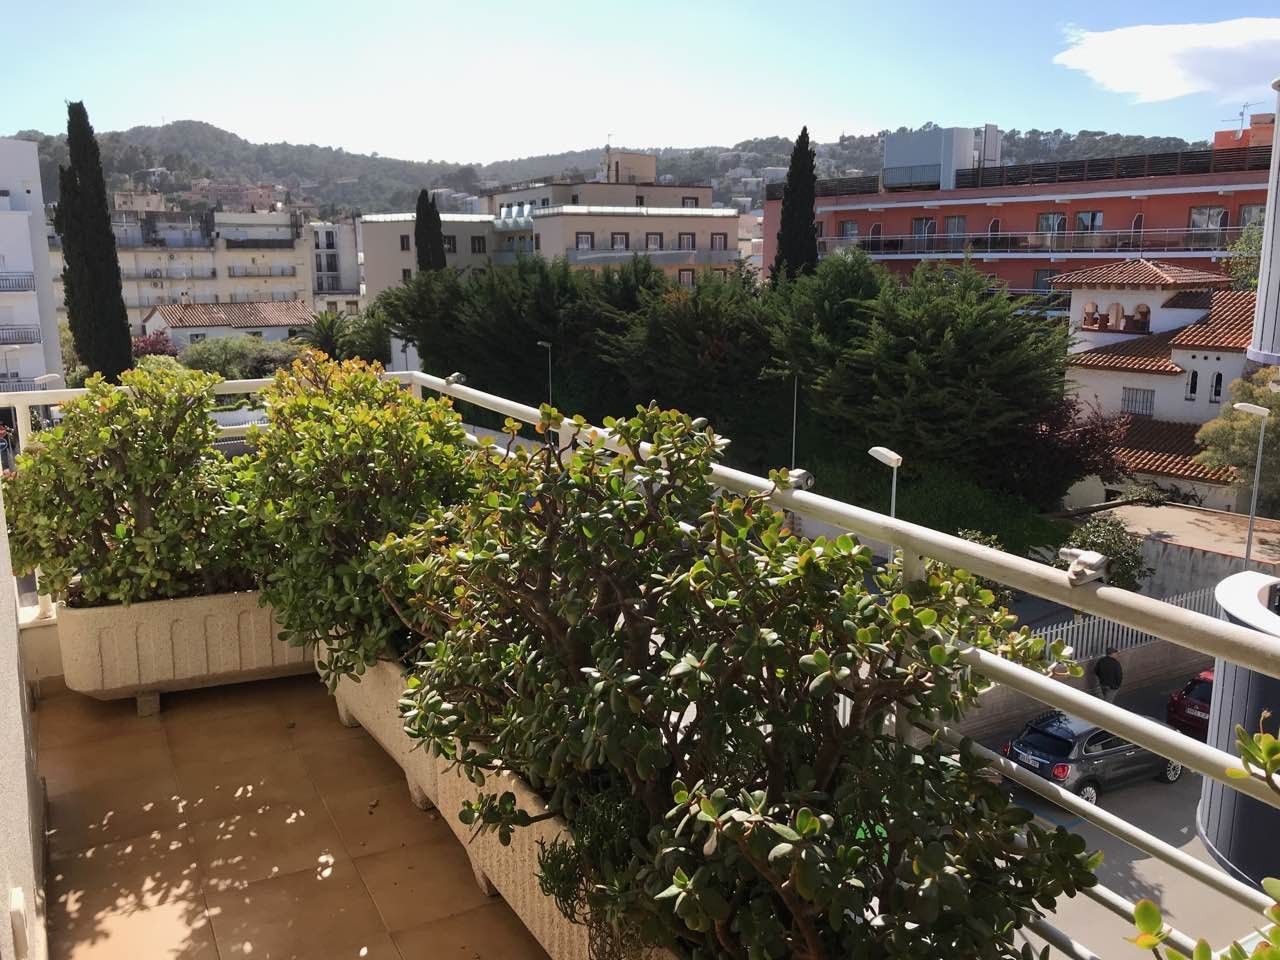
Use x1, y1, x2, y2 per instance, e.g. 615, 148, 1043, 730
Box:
414, 189, 447, 272
771, 126, 818, 283
53, 102, 131, 381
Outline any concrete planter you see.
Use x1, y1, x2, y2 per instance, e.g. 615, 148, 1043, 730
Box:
59, 590, 308, 714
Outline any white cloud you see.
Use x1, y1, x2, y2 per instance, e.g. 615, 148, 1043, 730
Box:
1053, 17, 1280, 103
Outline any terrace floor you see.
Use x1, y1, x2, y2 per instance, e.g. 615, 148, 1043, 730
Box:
35, 674, 550, 960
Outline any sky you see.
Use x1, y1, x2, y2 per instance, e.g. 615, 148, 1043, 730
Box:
3, 1, 1280, 164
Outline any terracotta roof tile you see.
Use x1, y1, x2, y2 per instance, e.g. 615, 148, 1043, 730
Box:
1069, 331, 1183, 375
148, 300, 314, 329
1114, 418, 1234, 485
1168, 290, 1255, 352
1161, 290, 1213, 309
1050, 259, 1232, 290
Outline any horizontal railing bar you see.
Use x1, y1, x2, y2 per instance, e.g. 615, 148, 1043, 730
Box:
924, 723, 1272, 914
1025, 917, 1104, 960
1079, 884, 1201, 958
957, 646, 1280, 809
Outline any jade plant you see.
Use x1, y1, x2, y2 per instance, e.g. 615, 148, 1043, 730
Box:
248, 352, 472, 683
372, 404, 1092, 960
4, 365, 251, 606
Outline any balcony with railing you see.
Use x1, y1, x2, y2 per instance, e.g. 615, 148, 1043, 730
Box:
4, 370, 1280, 960
224, 237, 296, 250
0, 325, 43, 345
820, 226, 1246, 259
227, 265, 298, 278
0, 272, 36, 293
564, 245, 739, 266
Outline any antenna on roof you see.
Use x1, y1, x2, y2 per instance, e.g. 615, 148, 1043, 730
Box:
1222, 101, 1263, 136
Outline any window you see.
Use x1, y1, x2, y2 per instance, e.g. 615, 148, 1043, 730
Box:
1032, 268, 1055, 291
313, 230, 321, 247
325, 230, 335, 249
814, 221, 824, 238
570, 193, 579, 205
1121, 387, 1156, 417
839, 220, 858, 238
1075, 211, 1103, 232
710, 233, 728, 250
1189, 206, 1228, 229
402, 268, 412, 283
1211, 371, 1224, 403
325, 253, 338, 272
867, 222, 882, 250
399, 234, 410, 251
681, 196, 699, 208
189, 332, 206, 343
1131, 213, 1145, 232
944, 215, 966, 235
714, 269, 728, 279
471, 235, 487, 254
1132, 304, 1151, 332
911, 217, 936, 236
246, 330, 263, 339
636, 195, 645, 206
677, 232, 695, 251
575, 232, 594, 251
611, 232, 629, 250
645, 232, 663, 250
534, 234, 541, 251
678, 269, 695, 287
1185, 369, 1199, 401
1037, 212, 1067, 233
315, 253, 323, 272
1083, 732, 1127, 755
988, 217, 1001, 234
346, 300, 359, 312
442, 235, 457, 254
540, 197, 549, 207
1241, 204, 1266, 227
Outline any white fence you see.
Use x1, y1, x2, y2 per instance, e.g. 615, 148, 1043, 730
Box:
1038, 586, 1220, 661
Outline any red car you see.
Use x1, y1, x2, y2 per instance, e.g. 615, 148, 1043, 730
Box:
1166, 670, 1213, 740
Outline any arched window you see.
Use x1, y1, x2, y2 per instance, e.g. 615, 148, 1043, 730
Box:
1185, 369, 1199, 401
1082, 301, 1099, 327
988, 217, 1001, 233
1133, 304, 1151, 332
1131, 213, 1144, 232
1106, 302, 1124, 328
1211, 372, 1224, 403
868, 222, 882, 251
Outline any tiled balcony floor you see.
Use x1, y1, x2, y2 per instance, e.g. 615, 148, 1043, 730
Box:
35, 674, 550, 960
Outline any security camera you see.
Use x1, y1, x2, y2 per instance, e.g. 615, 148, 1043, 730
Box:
787, 468, 816, 491
1057, 547, 1110, 586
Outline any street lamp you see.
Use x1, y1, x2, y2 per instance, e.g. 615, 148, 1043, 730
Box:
867, 446, 903, 518
1234, 401, 1270, 569
536, 340, 552, 405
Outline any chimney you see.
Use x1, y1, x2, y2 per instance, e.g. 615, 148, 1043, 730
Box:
1248, 77, 1280, 366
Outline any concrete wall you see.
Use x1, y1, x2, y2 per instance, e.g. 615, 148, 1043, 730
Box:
1141, 537, 1280, 597
0, 137, 59, 376
359, 216, 494, 303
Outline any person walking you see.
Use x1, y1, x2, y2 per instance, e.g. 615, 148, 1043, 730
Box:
1095, 647, 1123, 703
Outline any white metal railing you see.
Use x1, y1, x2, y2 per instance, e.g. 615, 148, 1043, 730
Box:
1039, 586, 1219, 661
7, 370, 1280, 956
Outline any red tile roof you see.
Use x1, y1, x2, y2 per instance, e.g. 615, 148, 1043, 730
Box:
1115, 418, 1234, 485
148, 300, 314, 329
1069, 331, 1183, 375
1050, 260, 1232, 290
1161, 290, 1213, 309
1168, 290, 1255, 352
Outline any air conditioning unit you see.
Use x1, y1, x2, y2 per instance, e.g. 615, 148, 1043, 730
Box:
152, 280, 163, 289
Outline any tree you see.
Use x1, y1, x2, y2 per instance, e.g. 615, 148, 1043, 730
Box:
293, 310, 346, 357
1229, 222, 1263, 291
1197, 366, 1280, 516
1006, 395, 1130, 510
771, 126, 818, 283
1056, 515, 1151, 592
413, 189, 447, 272
53, 102, 132, 381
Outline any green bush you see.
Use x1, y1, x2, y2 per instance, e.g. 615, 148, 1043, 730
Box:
372, 405, 1092, 959
1056, 515, 1151, 592
3, 366, 251, 606
248, 352, 473, 682
181, 335, 302, 379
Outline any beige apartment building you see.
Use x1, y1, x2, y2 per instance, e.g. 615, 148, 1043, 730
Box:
50, 209, 313, 334
359, 149, 742, 307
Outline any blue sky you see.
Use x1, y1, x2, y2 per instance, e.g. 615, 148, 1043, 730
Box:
2, 1, 1279, 163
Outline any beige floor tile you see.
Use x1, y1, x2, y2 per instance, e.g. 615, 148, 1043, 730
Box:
49, 827, 202, 933
299, 735, 403, 797
301, 931, 404, 960
48, 771, 189, 856
323, 780, 451, 858
190, 801, 349, 892
391, 902, 548, 959
353, 837, 495, 932
175, 749, 316, 821
48, 895, 219, 960
35, 692, 163, 751
165, 706, 295, 766
205, 858, 385, 959
281, 698, 368, 749
40, 729, 175, 797
161, 681, 292, 723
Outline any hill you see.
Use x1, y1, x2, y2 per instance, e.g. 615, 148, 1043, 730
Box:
10, 119, 1210, 214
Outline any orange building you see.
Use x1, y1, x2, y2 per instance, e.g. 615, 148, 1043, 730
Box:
762, 120, 1272, 298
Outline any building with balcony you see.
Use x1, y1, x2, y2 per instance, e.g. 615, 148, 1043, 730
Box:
0, 139, 59, 390
49, 209, 313, 334
1054, 260, 1254, 509
310, 218, 363, 315
762, 116, 1273, 293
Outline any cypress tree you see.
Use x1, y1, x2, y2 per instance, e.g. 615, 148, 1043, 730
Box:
414, 189, 447, 272
771, 126, 819, 284
53, 102, 132, 381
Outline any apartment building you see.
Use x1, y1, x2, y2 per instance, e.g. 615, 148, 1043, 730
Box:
359, 148, 740, 306
762, 116, 1273, 294
1055, 259, 1253, 509
310, 219, 361, 314
50, 209, 313, 334
0, 138, 59, 389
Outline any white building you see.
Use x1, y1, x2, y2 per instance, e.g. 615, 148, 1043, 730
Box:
1056, 259, 1253, 509
309, 219, 361, 314
0, 138, 59, 390
142, 300, 314, 350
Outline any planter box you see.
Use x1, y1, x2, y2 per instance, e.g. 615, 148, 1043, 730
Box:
59, 590, 309, 713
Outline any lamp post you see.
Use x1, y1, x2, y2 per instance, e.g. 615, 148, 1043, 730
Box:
1234, 402, 1270, 569
790, 374, 799, 469
536, 340, 552, 406
867, 445, 903, 519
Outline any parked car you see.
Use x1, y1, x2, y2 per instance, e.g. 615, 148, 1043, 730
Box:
1001, 710, 1182, 804
1166, 669, 1214, 741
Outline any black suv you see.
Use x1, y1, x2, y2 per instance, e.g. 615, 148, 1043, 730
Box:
1001, 710, 1183, 804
